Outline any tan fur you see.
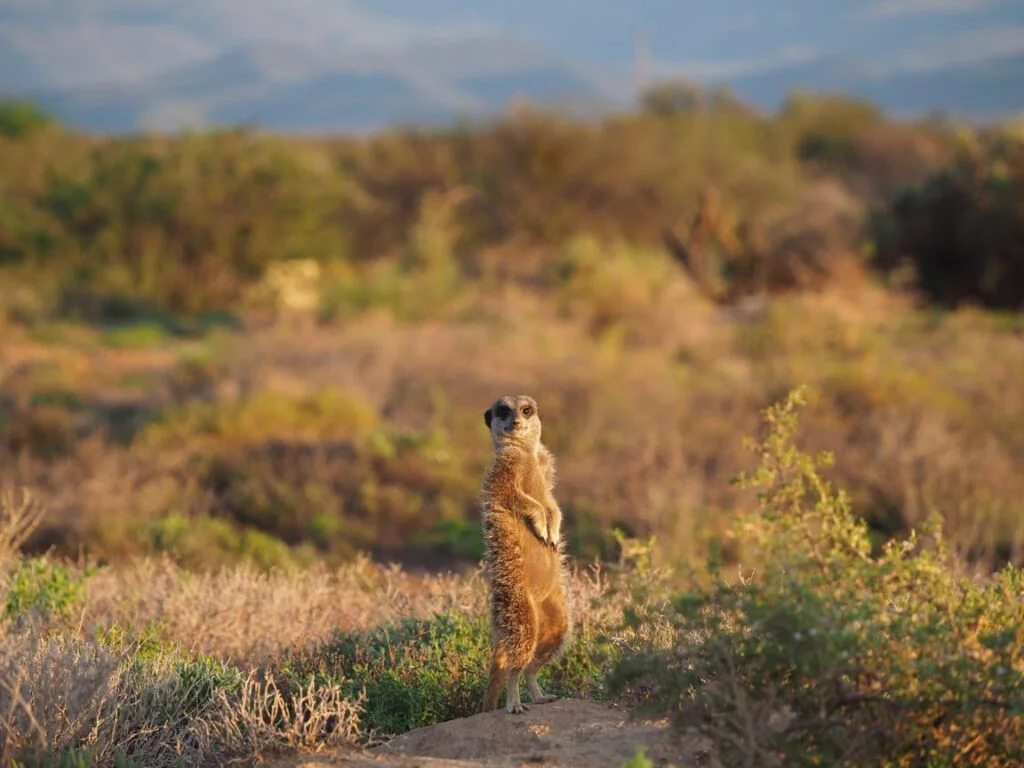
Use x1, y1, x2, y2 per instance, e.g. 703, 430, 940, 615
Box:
479, 395, 572, 715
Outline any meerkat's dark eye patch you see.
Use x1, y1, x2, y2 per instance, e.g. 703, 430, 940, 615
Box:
495, 404, 512, 420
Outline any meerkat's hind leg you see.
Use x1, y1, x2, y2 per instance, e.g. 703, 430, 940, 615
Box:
525, 671, 558, 704
524, 653, 559, 705
524, 595, 569, 705
505, 669, 528, 714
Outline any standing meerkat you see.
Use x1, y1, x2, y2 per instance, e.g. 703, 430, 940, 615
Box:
479, 394, 572, 715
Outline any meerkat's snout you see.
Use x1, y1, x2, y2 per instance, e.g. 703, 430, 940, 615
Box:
501, 415, 522, 439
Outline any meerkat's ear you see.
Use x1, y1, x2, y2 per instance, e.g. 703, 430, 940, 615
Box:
484, 408, 493, 428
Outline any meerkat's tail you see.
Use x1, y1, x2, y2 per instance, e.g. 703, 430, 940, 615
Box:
482, 655, 507, 713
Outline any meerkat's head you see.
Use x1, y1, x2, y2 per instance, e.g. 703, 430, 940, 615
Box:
484, 394, 542, 450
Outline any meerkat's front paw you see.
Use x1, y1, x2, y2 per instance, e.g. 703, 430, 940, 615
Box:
532, 693, 558, 704
506, 702, 529, 714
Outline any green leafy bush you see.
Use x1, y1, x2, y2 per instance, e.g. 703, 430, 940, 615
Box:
136, 402, 483, 566
619, 748, 655, 768
610, 387, 1024, 767
0, 99, 56, 139
871, 128, 1024, 310
0, 95, 814, 319
313, 613, 490, 735
3, 131, 352, 316
283, 606, 618, 739
782, 91, 883, 167
4, 558, 91, 623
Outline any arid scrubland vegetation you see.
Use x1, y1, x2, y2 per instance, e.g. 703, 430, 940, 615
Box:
1, 87, 1023, 766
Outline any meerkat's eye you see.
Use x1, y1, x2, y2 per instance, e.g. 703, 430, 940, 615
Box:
495, 405, 512, 419
522, 406, 533, 417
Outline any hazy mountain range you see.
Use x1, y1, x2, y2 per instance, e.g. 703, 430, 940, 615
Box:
1, 1, 1022, 133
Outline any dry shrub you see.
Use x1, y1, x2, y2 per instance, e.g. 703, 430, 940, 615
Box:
80, 553, 620, 672
81, 555, 486, 666
753, 179, 865, 289
0, 488, 44, 570
0, 488, 372, 766
1, 403, 81, 460
208, 673, 363, 758
662, 179, 866, 308
0, 628, 125, 764
0, 625, 364, 767
848, 121, 952, 196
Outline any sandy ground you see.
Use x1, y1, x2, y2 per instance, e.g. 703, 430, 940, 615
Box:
269, 698, 709, 768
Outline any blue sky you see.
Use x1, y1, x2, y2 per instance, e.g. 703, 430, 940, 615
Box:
1, 0, 1022, 102
362, 0, 1024, 75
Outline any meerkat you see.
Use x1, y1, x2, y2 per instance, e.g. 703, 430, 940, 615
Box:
479, 394, 572, 715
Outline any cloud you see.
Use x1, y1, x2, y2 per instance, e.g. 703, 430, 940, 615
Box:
0, 0, 505, 91
856, 24, 1024, 75
172, 0, 497, 49
857, 0, 989, 20
649, 45, 820, 84
0, 20, 217, 88
8, 0, 498, 49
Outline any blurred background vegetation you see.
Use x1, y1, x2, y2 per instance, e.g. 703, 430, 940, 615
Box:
1, 84, 1022, 576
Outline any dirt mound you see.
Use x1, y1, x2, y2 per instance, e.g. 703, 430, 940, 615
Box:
276, 698, 706, 768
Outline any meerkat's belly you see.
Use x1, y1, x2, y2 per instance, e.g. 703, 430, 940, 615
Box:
521, 535, 560, 600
